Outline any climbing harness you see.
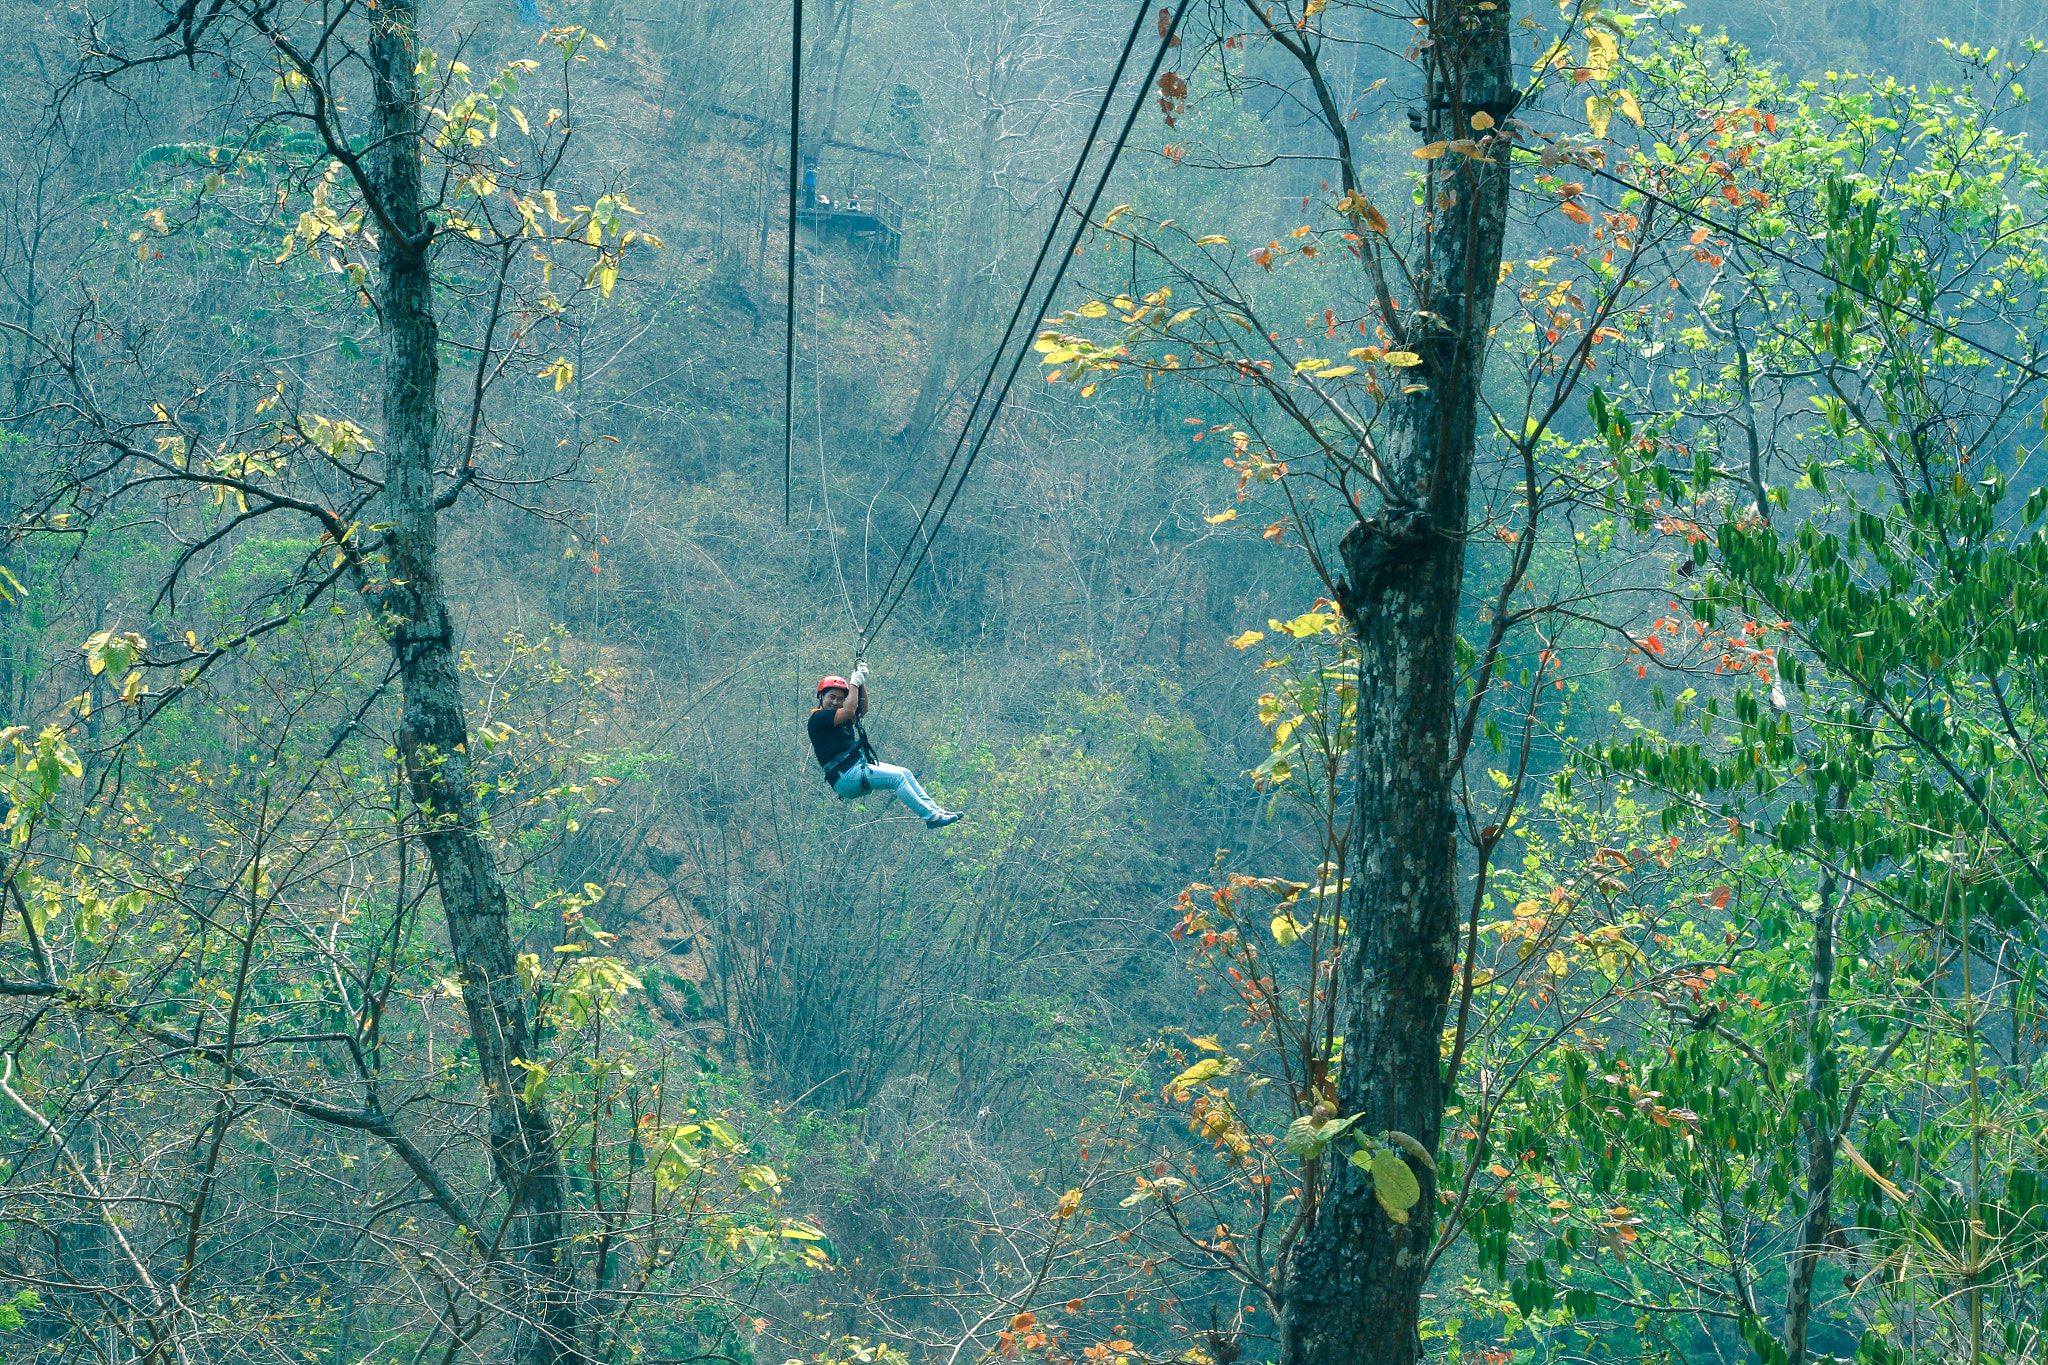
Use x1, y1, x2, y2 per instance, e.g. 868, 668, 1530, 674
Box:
823, 722, 882, 798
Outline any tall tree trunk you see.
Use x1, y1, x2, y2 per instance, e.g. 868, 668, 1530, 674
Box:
366, 7, 575, 1363
1282, 5, 1513, 1363
1785, 782, 1842, 1365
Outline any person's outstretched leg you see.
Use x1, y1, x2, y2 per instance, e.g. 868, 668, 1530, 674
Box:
857, 762, 958, 825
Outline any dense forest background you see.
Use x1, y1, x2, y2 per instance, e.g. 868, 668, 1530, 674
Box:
2, 1, 2046, 1364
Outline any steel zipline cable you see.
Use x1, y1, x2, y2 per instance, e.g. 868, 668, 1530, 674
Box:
782, 0, 804, 525
856, 0, 1194, 651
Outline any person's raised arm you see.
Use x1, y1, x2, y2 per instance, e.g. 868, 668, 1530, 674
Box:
832, 662, 869, 726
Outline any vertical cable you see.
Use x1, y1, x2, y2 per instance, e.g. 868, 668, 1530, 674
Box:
782, 0, 804, 525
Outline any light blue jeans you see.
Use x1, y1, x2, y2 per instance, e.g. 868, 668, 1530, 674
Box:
832, 761, 942, 820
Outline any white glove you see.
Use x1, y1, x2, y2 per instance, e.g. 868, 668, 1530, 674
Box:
849, 661, 870, 688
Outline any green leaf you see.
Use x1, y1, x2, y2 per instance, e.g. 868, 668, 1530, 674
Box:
1285, 1113, 1362, 1158
1284, 1115, 1321, 1156
1368, 1150, 1422, 1223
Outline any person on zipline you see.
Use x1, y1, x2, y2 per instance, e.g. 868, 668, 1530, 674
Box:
810, 664, 962, 828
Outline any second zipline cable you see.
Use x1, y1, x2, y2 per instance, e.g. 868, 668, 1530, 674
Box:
861, 0, 1167, 632
864, 0, 1196, 640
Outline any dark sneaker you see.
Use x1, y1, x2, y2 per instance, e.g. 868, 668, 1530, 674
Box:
925, 811, 964, 829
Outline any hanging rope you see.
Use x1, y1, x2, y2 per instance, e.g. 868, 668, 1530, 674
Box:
782, 0, 804, 525
860, 0, 1158, 634
863, 0, 1195, 642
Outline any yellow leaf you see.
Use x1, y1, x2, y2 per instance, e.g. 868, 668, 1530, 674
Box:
1205, 509, 1238, 524
1586, 95, 1613, 139
1617, 89, 1645, 128
1470, 110, 1496, 131
1104, 204, 1133, 226
1348, 345, 1382, 361
1053, 1188, 1082, 1219
1413, 142, 1448, 160
1229, 630, 1265, 650
1312, 365, 1356, 378
1187, 1034, 1226, 1052
1270, 914, 1303, 946
1168, 1057, 1231, 1092
1194, 234, 1229, 245
1272, 611, 1335, 638
1383, 351, 1423, 367
1586, 29, 1618, 80
1079, 299, 1109, 318
508, 105, 530, 134
1537, 39, 1569, 69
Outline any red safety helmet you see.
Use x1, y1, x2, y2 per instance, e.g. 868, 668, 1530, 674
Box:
816, 675, 852, 697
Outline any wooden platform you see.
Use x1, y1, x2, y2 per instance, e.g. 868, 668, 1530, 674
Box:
796, 193, 904, 264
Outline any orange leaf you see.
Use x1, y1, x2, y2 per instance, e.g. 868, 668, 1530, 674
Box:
1560, 201, 1593, 225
